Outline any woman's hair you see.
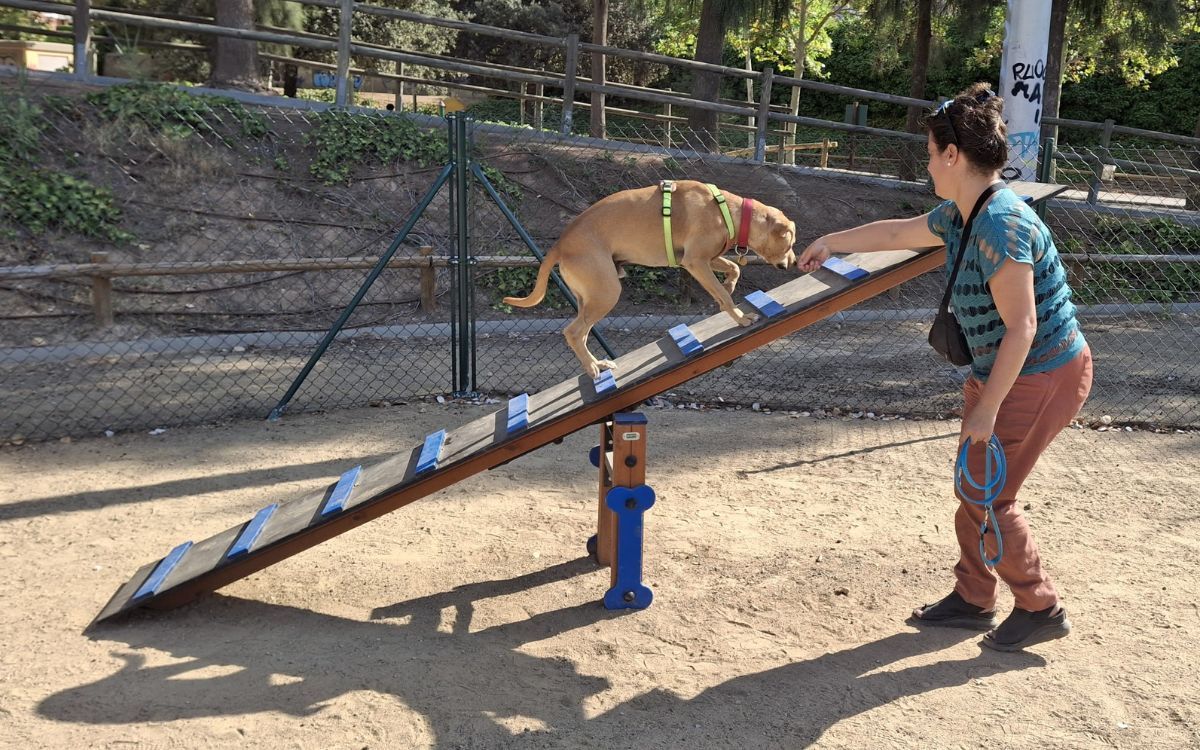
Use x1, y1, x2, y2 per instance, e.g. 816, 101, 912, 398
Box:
925, 82, 1008, 172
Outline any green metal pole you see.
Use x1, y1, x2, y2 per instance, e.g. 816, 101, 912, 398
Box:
451, 114, 477, 397
267, 163, 454, 421
471, 162, 617, 361
1037, 136, 1056, 222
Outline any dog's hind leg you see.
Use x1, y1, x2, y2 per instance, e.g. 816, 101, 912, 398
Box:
560, 257, 622, 378
710, 256, 742, 295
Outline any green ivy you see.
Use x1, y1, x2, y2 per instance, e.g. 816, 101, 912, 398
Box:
306, 110, 448, 184
86, 82, 269, 140
484, 266, 566, 311
0, 170, 132, 242
0, 90, 130, 241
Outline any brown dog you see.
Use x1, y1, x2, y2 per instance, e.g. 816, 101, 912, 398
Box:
503, 180, 797, 378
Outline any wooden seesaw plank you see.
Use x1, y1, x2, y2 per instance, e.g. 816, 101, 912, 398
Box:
88, 245, 961, 626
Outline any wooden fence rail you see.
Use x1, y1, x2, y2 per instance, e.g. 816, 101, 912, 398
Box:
6, 0, 1194, 152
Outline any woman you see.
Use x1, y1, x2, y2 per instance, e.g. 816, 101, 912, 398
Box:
797, 83, 1092, 652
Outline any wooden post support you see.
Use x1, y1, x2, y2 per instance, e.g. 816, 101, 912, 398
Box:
518, 81, 527, 126
90, 251, 113, 328
820, 137, 831, 169
394, 62, 404, 111
334, 0, 353, 107
663, 89, 673, 148
561, 33, 579, 135
418, 245, 436, 313
1088, 118, 1116, 205
534, 70, 544, 130
73, 0, 91, 78
753, 66, 774, 163
604, 413, 647, 588
594, 420, 616, 568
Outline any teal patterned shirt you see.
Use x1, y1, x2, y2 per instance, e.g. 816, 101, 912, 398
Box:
926, 188, 1085, 380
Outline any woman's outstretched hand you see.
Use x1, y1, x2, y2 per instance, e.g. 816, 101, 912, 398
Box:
797, 236, 833, 273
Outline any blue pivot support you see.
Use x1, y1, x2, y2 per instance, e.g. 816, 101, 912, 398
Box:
506, 393, 529, 434
132, 541, 193, 601
668, 324, 703, 356
593, 369, 617, 395
228, 503, 278, 558
321, 465, 362, 517
745, 290, 786, 318
821, 257, 869, 281
416, 430, 447, 475
603, 484, 656, 610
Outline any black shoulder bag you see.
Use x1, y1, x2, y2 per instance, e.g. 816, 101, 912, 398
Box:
928, 183, 1002, 366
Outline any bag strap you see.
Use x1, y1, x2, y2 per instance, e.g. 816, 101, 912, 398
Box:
940, 182, 1003, 312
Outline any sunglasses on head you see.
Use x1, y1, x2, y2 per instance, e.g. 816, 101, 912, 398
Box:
934, 88, 996, 144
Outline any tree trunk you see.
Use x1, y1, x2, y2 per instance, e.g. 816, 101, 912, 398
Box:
900, 0, 932, 180
590, 0, 608, 139
689, 0, 726, 152
1041, 0, 1070, 141
210, 0, 260, 90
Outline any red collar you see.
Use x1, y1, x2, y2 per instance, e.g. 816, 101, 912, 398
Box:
735, 198, 754, 250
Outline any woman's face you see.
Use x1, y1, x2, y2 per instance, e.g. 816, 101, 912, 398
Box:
926, 133, 956, 199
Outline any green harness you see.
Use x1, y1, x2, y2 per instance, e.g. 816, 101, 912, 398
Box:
660, 181, 736, 268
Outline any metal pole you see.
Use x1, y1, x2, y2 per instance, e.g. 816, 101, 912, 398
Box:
1037, 136, 1056, 221
334, 0, 353, 106
452, 115, 476, 397
267, 163, 454, 420
73, 0, 91, 78
471, 162, 618, 361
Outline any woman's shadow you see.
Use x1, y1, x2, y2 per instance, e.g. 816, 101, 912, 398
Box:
45, 557, 1042, 748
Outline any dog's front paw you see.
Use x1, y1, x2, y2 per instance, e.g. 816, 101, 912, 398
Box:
735, 311, 760, 327
596, 359, 618, 371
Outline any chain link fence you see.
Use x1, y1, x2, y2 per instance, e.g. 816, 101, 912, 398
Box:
1, 72, 1197, 443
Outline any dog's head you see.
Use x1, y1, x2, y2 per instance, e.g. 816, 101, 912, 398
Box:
752, 204, 797, 270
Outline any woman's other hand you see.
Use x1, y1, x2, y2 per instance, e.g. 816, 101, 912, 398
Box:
797, 236, 833, 273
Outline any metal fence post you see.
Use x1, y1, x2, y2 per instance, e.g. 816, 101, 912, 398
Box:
450, 114, 477, 397
561, 33, 579, 135
334, 0, 353, 107
1037, 136, 1056, 221
73, 0, 91, 78
753, 66, 774, 163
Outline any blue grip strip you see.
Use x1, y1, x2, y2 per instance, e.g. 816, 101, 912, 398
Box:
594, 370, 617, 394
228, 504, 278, 558
821, 257, 869, 280
132, 541, 193, 601
321, 465, 362, 517
668, 324, 703, 356
416, 430, 446, 474
506, 393, 529, 434
745, 290, 786, 318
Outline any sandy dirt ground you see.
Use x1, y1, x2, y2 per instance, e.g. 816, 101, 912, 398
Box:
1, 402, 1198, 749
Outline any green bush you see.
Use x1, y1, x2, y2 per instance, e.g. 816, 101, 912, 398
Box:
86, 82, 269, 140
0, 90, 130, 241
306, 110, 448, 184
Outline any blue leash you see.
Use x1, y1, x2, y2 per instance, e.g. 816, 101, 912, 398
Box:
955, 435, 1007, 567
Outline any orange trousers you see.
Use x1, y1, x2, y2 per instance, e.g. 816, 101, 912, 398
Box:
954, 345, 1093, 612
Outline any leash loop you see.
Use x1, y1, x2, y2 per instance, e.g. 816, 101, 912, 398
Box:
954, 435, 1007, 567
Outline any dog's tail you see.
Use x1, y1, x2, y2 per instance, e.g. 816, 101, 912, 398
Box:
502, 244, 560, 308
